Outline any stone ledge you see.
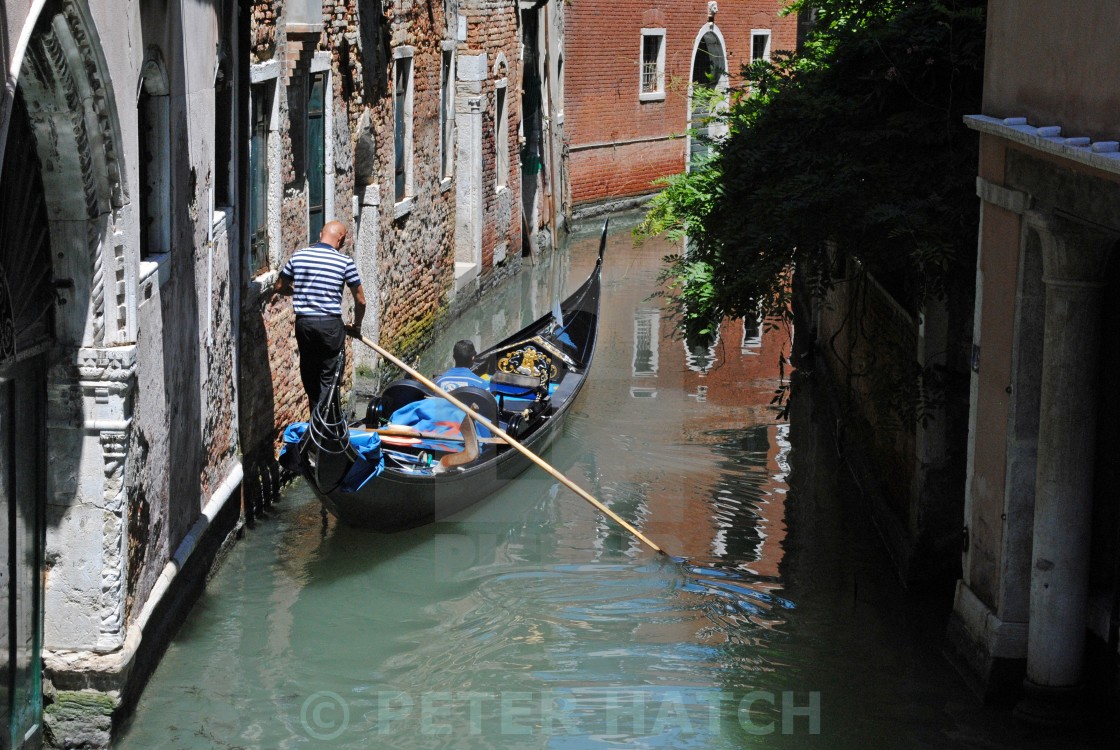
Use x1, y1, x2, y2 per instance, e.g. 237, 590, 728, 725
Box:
965, 115, 1120, 176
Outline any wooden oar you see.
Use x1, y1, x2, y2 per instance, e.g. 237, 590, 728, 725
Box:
364, 425, 505, 444
350, 332, 665, 555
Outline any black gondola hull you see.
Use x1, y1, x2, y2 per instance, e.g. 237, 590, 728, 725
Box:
304, 406, 569, 531
286, 220, 607, 531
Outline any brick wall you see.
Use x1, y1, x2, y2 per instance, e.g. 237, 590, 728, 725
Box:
565, 0, 798, 205
239, 0, 540, 513
375, 2, 458, 350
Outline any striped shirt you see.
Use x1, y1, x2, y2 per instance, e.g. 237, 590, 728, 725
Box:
279, 243, 362, 317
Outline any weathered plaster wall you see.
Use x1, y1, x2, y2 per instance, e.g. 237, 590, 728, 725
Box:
983, 0, 1120, 142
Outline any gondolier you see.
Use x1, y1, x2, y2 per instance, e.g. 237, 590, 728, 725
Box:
274, 220, 366, 412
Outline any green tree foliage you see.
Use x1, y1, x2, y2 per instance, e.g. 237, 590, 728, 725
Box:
636, 0, 986, 334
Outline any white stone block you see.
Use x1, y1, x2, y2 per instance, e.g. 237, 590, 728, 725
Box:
458, 54, 488, 82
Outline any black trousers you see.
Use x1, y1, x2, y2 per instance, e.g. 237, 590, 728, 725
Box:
295, 315, 345, 412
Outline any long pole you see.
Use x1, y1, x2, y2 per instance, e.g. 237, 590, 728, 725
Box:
350, 332, 665, 555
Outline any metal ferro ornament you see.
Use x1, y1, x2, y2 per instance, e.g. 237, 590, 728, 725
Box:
0, 262, 15, 363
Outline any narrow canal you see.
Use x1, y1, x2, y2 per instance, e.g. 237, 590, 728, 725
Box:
117, 216, 1100, 749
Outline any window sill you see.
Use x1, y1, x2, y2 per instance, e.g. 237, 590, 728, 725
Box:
286, 23, 323, 35
212, 208, 229, 240
251, 269, 279, 300
139, 252, 171, 288
393, 195, 415, 219
454, 261, 479, 292
639, 91, 665, 103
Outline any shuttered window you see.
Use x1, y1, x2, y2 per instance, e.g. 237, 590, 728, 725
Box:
394, 54, 413, 203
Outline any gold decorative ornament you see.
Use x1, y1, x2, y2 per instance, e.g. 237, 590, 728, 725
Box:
497, 345, 556, 384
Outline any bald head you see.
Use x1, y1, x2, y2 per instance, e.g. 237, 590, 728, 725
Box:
320, 220, 347, 249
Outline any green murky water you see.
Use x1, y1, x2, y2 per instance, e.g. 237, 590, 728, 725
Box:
117, 216, 1099, 749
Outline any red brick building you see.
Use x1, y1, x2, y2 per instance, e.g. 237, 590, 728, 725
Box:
564, 0, 798, 211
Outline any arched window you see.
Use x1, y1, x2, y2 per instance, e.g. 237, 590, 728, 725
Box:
138, 55, 171, 259
688, 28, 729, 168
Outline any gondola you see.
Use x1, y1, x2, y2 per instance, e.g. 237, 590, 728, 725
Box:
280, 220, 607, 531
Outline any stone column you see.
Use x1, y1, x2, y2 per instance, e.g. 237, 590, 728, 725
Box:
1017, 211, 1116, 722
44, 346, 136, 653
352, 182, 381, 393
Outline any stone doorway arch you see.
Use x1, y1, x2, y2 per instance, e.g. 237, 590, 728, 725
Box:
2, 2, 133, 743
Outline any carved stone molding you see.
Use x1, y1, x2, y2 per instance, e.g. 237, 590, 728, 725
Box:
98, 429, 128, 648
1024, 210, 1118, 288
76, 346, 138, 383
0, 262, 14, 363
19, 0, 130, 347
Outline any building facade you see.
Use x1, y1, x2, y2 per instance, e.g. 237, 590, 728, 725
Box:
947, 0, 1120, 721
1, 0, 243, 746
0, 0, 567, 746
564, 0, 797, 212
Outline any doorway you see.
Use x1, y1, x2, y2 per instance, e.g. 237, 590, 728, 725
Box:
0, 91, 52, 749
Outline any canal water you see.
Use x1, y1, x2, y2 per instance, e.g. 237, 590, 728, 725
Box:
117, 216, 1107, 749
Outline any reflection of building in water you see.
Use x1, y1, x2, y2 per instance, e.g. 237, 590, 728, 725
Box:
633, 309, 660, 376
684, 326, 721, 373
741, 312, 763, 353
631, 309, 660, 398
540, 226, 797, 641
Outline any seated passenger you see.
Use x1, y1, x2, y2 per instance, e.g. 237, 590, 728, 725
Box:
435, 339, 488, 392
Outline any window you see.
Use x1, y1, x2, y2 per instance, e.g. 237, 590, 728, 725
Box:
557, 53, 564, 117
751, 30, 772, 63
640, 29, 666, 101
248, 82, 273, 275
306, 72, 326, 241
440, 46, 455, 182
214, 58, 233, 209
393, 48, 414, 206
138, 58, 170, 258
494, 80, 508, 189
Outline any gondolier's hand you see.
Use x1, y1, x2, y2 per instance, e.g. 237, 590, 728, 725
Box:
344, 323, 362, 338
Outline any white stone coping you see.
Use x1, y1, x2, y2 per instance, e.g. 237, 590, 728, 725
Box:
964, 115, 1120, 176
311, 51, 331, 73
249, 269, 279, 299
250, 60, 280, 84
138, 252, 170, 289
285, 23, 323, 35
393, 195, 415, 219
454, 261, 479, 292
